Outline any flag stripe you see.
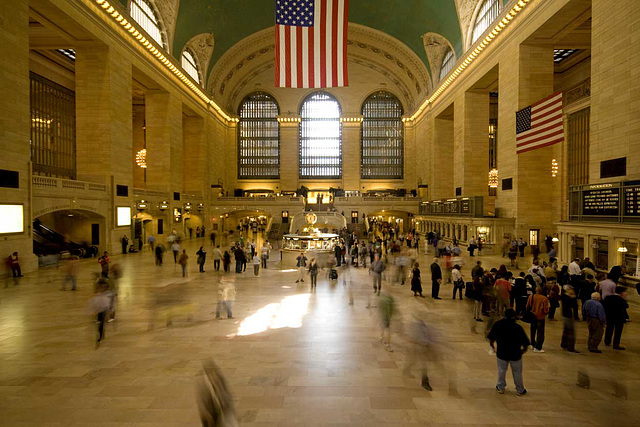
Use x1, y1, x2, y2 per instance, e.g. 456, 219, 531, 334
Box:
320, 0, 327, 87
515, 91, 564, 154
284, 27, 291, 87
331, 0, 339, 87
302, 28, 309, 88
342, 0, 348, 86
296, 26, 303, 87
314, 4, 321, 87
275, 26, 281, 86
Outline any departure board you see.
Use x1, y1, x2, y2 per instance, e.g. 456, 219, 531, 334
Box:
624, 184, 640, 216
582, 187, 620, 216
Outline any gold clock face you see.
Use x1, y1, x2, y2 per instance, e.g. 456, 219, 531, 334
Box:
305, 212, 317, 225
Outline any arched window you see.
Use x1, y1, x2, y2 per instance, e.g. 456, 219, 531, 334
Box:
299, 92, 342, 179
361, 92, 403, 179
130, 0, 166, 50
238, 92, 280, 179
439, 48, 455, 81
471, 0, 502, 45
181, 49, 200, 84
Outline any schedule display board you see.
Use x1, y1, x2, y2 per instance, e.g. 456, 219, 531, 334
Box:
623, 181, 640, 216
582, 187, 620, 216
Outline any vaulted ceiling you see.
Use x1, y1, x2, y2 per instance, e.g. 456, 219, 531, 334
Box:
115, 0, 512, 95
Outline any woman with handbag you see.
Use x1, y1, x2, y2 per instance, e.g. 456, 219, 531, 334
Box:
410, 263, 425, 298
452, 264, 464, 300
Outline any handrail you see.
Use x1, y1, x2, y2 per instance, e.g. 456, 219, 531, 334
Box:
33, 176, 107, 192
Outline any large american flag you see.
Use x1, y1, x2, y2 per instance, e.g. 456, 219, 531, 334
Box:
275, 0, 349, 88
515, 92, 564, 154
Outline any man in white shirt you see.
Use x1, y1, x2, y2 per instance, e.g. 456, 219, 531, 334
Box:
568, 258, 582, 287
213, 245, 223, 271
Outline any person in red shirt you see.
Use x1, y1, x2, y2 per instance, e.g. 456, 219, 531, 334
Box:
494, 272, 513, 316
526, 286, 550, 353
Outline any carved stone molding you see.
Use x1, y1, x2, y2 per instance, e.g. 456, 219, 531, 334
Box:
422, 32, 456, 88
454, 0, 480, 50
153, 0, 180, 52
564, 78, 590, 107
185, 33, 215, 86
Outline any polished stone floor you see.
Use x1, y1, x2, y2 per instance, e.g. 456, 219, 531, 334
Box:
0, 237, 638, 426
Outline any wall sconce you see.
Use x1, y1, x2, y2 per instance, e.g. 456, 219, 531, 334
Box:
488, 169, 499, 188
159, 201, 169, 211
552, 236, 559, 243
135, 149, 147, 168
184, 203, 192, 211
136, 200, 148, 210
197, 203, 204, 212
551, 159, 558, 177
618, 239, 629, 253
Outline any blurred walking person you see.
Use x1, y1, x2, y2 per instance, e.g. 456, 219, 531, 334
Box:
252, 253, 260, 276
62, 256, 79, 291
87, 278, 113, 348
410, 262, 425, 298
213, 245, 222, 271
308, 258, 319, 290
378, 292, 395, 352
171, 241, 181, 263
370, 254, 385, 296
196, 360, 238, 427
98, 251, 110, 277
179, 249, 189, 277
155, 244, 164, 266
583, 292, 606, 353
216, 279, 236, 320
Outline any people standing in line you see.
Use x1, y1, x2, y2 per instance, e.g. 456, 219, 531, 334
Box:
252, 253, 260, 276
87, 278, 113, 349
121, 235, 129, 255
213, 245, 222, 271
526, 286, 549, 353
171, 241, 181, 263
410, 262, 425, 298
582, 292, 606, 353
334, 243, 342, 267
210, 231, 216, 247
513, 272, 528, 315
467, 236, 477, 257
578, 275, 596, 319
603, 286, 629, 350
223, 249, 231, 273
451, 264, 464, 300
472, 275, 483, 321
147, 234, 156, 251
508, 244, 518, 269
295, 252, 307, 283
494, 272, 512, 315
98, 251, 110, 277
178, 249, 188, 277
546, 277, 561, 321
309, 258, 319, 290
155, 244, 164, 266
518, 238, 527, 258
250, 241, 256, 259
7, 252, 23, 278
488, 308, 530, 396
196, 246, 207, 273
430, 258, 442, 300
560, 286, 580, 353
62, 256, 79, 291
370, 254, 385, 296
216, 280, 235, 320
234, 246, 243, 274
471, 260, 484, 280
599, 266, 622, 299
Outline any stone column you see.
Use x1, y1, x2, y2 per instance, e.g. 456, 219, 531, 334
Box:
431, 111, 455, 199
453, 91, 490, 196
515, 44, 560, 239
278, 116, 300, 191
183, 114, 206, 193
76, 45, 133, 253
0, 0, 36, 271
145, 90, 183, 193
340, 115, 363, 191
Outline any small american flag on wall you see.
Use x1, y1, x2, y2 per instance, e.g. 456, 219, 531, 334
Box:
515, 92, 564, 154
275, 0, 349, 88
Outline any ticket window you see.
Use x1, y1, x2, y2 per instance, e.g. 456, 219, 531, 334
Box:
592, 238, 609, 270
477, 226, 491, 244
620, 241, 638, 277
572, 236, 584, 260
351, 211, 358, 224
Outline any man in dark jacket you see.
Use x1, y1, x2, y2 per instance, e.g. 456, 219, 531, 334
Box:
488, 308, 530, 396
603, 286, 629, 350
430, 258, 442, 300
560, 286, 580, 353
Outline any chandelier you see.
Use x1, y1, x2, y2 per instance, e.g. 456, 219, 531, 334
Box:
488, 168, 499, 188
135, 149, 147, 168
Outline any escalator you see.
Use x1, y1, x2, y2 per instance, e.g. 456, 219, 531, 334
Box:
33, 219, 98, 258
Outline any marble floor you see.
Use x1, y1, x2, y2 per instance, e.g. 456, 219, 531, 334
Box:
0, 238, 638, 426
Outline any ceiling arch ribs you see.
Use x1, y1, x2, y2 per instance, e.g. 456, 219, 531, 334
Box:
455, 0, 481, 51
149, 0, 179, 52
422, 32, 457, 88
183, 32, 214, 87
207, 23, 430, 113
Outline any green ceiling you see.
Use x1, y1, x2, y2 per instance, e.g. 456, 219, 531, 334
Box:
115, 1, 510, 80
171, 0, 464, 79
